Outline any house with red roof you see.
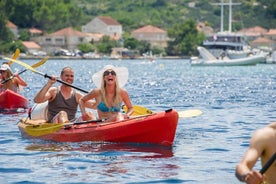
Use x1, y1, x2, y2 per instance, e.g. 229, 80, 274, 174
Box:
131, 25, 169, 48
6, 21, 18, 39
82, 16, 122, 39
237, 26, 268, 41
38, 27, 86, 52
21, 41, 46, 56
264, 29, 276, 42
250, 37, 275, 48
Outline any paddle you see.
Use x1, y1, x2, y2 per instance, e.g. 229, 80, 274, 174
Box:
7, 48, 20, 66
24, 118, 111, 137
123, 105, 202, 118
260, 152, 276, 174
3, 57, 88, 93
23, 114, 154, 137
178, 109, 202, 118
1, 57, 48, 84
122, 105, 153, 116
4, 57, 202, 118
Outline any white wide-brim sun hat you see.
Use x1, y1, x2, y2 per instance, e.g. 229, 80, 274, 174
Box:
0, 64, 11, 71
92, 65, 129, 88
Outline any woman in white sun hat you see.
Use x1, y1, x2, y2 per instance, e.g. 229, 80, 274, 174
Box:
0, 63, 27, 92
79, 65, 133, 122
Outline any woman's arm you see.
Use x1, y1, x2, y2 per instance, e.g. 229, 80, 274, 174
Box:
121, 89, 133, 117
14, 73, 27, 87
79, 89, 98, 120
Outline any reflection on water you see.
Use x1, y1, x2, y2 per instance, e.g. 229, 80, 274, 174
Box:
25, 142, 174, 159
0, 59, 275, 183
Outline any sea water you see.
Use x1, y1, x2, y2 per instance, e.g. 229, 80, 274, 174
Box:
0, 59, 275, 183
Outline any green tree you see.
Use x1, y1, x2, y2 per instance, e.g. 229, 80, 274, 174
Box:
124, 37, 139, 50
136, 40, 151, 55
78, 43, 95, 53
166, 19, 205, 56
18, 29, 30, 41
96, 36, 120, 54
0, 0, 14, 44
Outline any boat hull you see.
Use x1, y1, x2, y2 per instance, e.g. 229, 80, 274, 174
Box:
18, 109, 179, 146
0, 89, 28, 110
191, 46, 265, 66
191, 55, 264, 66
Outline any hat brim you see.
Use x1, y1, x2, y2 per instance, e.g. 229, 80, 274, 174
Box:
0, 64, 11, 71
92, 65, 129, 88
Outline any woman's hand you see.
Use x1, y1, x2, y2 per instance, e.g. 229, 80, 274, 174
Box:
81, 112, 95, 121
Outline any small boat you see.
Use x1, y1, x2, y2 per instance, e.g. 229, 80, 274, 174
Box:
191, 46, 265, 66
18, 109, 179, 146
0, 89, 28, 111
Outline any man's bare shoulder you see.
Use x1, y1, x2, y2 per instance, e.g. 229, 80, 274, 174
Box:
251, 122, 276, 144
268, 122, 276, 130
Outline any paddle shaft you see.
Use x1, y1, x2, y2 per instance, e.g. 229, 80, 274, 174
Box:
1, 58, 48, 84
65, 119, 105, 126
43, 73, 89, 93
4, 57, 89, 93
64, 114, 154, 127
260, 152, 276, 174
1, 69, 27, 84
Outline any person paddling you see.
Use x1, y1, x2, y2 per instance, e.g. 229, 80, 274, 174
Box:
34, 67, 95, 123
0, 63, 27, 93
236, 122, 276, 183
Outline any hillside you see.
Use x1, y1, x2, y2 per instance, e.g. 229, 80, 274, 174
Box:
73, 0, 276, 32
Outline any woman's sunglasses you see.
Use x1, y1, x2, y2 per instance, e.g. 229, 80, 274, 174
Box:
103, 70, 116, 76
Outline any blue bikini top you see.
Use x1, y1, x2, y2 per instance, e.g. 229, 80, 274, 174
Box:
97, 101, 121, 113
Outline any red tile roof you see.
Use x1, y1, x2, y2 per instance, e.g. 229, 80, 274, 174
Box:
97, 16, 121, 25
237, 26, 267, 36
22, 41, 41, 49
265, 29, 276, 35
132, 25, 166, 33
251, 37, 274, 44
50, 27, 85, 37
6, 21, 17, 28
29, 28, 43, 34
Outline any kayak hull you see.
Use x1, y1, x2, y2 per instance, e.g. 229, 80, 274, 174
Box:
0, 89, 28, 110
18, 109, 179, 146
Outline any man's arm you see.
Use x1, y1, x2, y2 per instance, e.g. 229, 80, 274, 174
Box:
236, 128, 267, 183
34, 77, 56, 103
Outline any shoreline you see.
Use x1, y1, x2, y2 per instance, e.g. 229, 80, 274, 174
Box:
1, 55, 189, 60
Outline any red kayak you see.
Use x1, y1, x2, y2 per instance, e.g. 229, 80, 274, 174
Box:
0, 89, 28, 110
18, 109, 179, 146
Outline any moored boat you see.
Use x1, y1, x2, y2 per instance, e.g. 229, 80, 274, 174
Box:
191, 46, 265, 66
18, 109, 179, 146
0, 89, 28, 110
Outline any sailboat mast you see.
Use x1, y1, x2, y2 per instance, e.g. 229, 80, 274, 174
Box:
229, 0, 232, 32
212, 0, 241, 33
221, 0, 224, 32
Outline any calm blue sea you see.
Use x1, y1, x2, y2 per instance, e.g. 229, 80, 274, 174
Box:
0, 59, 275, 184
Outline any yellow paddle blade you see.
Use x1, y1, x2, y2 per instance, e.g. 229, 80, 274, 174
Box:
122, 105, 153, 116
8, 48, 20, 66
24, 123, 64, 137
3, 57, 38, 73
32, 57, 48, 68
178, 109, 202, 118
